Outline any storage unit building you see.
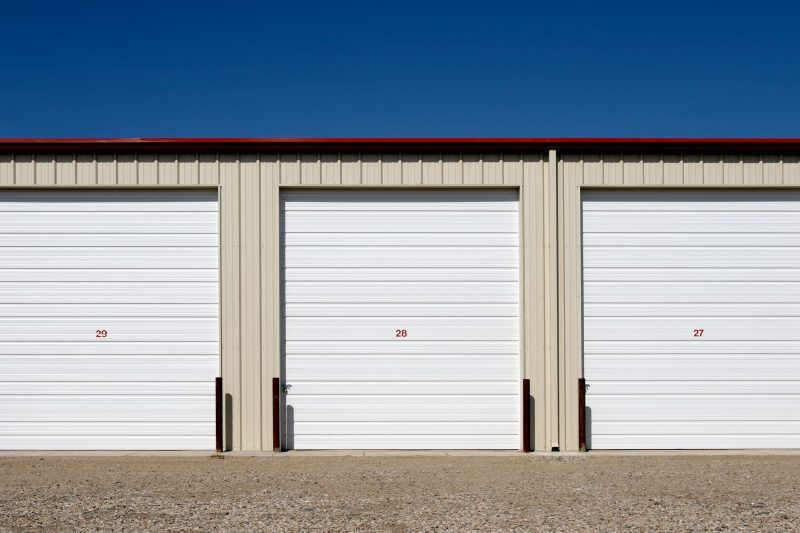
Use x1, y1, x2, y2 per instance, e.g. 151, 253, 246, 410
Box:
1, 138, 800, 452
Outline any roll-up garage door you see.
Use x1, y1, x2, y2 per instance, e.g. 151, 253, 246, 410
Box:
283, 190, 520, 449
0, 190, 219, 450
583, 190, 800, 449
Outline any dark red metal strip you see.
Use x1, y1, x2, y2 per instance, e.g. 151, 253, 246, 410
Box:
272, 377, 281, 452
522, 378, 531, 453
1, 137, 799, 153
215, 377, 223, 452
578, 378, 586, 452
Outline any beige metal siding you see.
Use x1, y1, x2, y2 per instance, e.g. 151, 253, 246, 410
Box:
0, 151, 548, 451
559, 152, 800, 451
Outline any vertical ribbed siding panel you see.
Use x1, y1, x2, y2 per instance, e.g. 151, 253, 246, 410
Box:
321, 154, 340, 185
544, 150, 558, 448
300, 153, 321, 185
743, 154, 763, 184
483, 154, 503, 185
219, 154, 241, 450
280, 154, 301, 185
199, 154, 219, 184
663, 154, 683, 185
442, 154, 462, 185
622, 154, 643, 184
556, 156, 568, 450
381, 154, 402, 185
97, 154, 116, 185
643, 154, 663, 184
684, 154, 703, 185
76, 154, 96, 185
703, 155, 724, 184
261, 154, 280, 448
138, 154, 158, 185
34, 154, 55, 185
0, 155, 12, 184
463, 154, 482, 184
785, 155, 800, 184
764, 154, 783, 184
583, 154, 602, 185
341, 154, 361, 185
521, 153, 545, 450
158, 154, 179, 185
239, 155, 262, 450
361, 154, 381, 184
602, 155, 622, 185
503, 155, 522, 186
15, 155, 34, 185
117, 155, 137, 185
401, 154, 422, 185
422, 154, 443, 184
55, 154, 76, 185
560, 154, 582, 450
178, 154, 199, 185
723, 154, 744, 184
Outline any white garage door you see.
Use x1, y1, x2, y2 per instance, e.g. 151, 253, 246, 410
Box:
283, 190, 520, 449
0, 190, 219, 450
583, 190, 800, 449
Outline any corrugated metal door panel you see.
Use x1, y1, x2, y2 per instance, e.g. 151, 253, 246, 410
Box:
283, 190, 520, 450
0, 190, 218, 450
582, 189, 800, 450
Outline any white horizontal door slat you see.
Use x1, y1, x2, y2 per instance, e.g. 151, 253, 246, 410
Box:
0, 212, 218, 232
0, 190, 218, 450
285, 303, 519, 317
583, 190, 800, 450
283, 190, 520, 450
0, 269, 218, 283
285, 248, 518, 268
284, 212, 517, 233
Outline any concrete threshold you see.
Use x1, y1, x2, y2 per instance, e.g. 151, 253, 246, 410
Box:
584, 449, 800, 456
0, 451, 221, 457
3, 449, 800, 457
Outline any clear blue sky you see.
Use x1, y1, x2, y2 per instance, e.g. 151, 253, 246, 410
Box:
1, 1, 798, 137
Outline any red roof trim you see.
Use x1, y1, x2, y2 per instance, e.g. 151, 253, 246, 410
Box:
1, 138, 800, 153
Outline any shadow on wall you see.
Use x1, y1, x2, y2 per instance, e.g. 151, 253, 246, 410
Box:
285, 405, 295, 450
585, 406, 592, 451
225, 393, 233, 451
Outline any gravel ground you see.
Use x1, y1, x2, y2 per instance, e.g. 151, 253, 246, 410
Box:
1, 454, 799, 532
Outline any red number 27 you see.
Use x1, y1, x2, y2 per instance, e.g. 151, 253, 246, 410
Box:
692, 329, 704, 337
